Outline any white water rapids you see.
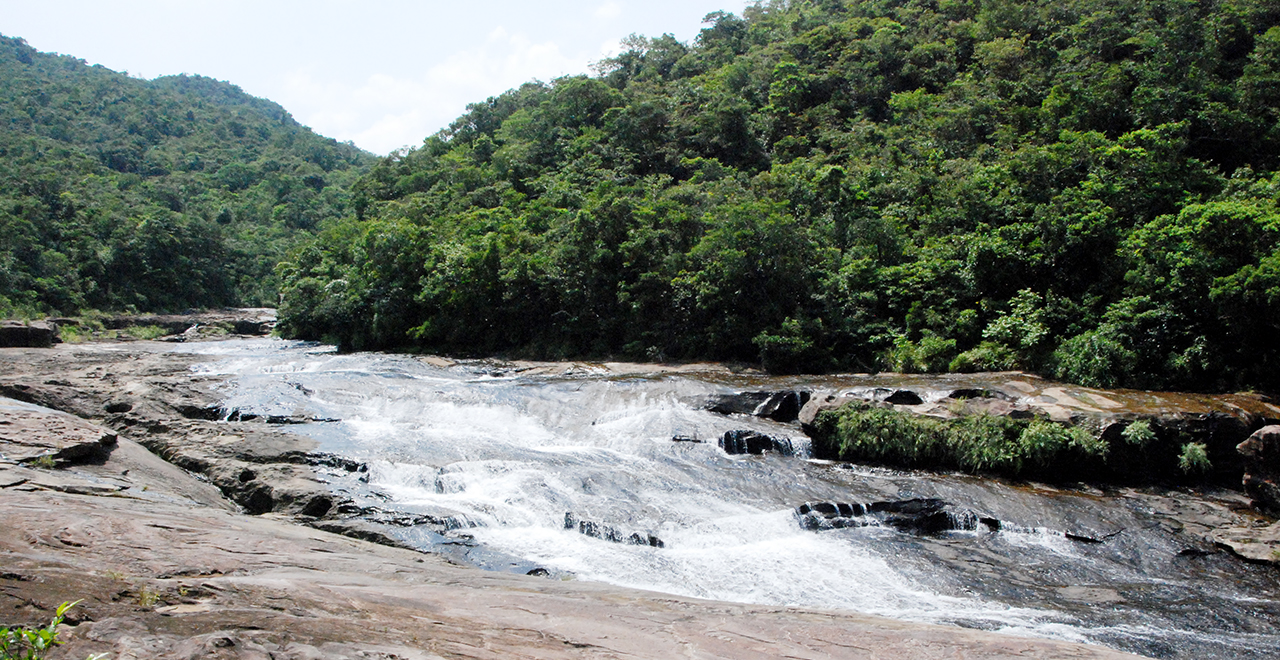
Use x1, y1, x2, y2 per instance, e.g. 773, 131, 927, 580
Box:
176, 339, 1280, 659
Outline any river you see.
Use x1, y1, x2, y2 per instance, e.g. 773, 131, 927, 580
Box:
177, 338, 1280, 659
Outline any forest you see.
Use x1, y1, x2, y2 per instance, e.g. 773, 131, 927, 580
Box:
4, 0, 1280, 393
0, 34, 372, 314
276, 0, 1280, 393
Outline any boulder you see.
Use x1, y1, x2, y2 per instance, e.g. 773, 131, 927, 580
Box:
945, 388, 1013, 401
0, 397, 117, 465
1238, 425, 1280, 512
564, 512, 664, 547
719, 430, 794, 456
704, 391, 811, 422
881, 389, 924, 405
798, 393, 855, 428
233, 319, 275, 335
0, 320, 57, 348
795, 498, 997, 535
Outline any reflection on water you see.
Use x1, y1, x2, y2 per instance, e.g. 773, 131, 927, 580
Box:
181, 339, 1280, 659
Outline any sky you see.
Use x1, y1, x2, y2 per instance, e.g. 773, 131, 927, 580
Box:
1, 0, 751, 155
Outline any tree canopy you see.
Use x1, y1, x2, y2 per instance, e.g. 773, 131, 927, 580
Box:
0, 35, 374, 315
279, 0, 1280, 392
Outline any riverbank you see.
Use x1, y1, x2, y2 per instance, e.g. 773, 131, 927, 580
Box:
0, 331, 1262, 658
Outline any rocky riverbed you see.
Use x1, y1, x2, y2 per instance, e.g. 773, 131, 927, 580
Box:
0, 323, 1274, 658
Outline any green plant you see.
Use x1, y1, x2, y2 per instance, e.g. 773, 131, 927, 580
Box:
949, 341, 1019, 373
1178, 442, 1212, 473
1121, 420, 1156, 446
1, 600, 76, 660
135, 585, 160, 608
812, 403, 1110, 479
29, 455, 56, 469
55, 325, 89, 343
120, 325, 168, 340
882, 331, 957, 373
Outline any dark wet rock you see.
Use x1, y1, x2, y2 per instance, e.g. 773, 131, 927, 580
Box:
1064, 529, 1123, 544
222, 407, 338, 424
309, 519, 416, 549
1239, 425, 1280, 513
704, 391, 768, 416
564, 512, 664, 548
175, 402, 225, 420
306, 452, 368, 473
795, 498, 984, 535
233, 319, 275, 335
671, 434, 704, 443
882, 389, 924, 405
719, 430, 794, 456
0, 320, 57, 348
0, 397, 117, 465
704, 391, 811, 422
104, 399, 133, 413
946, 388, 1013, 401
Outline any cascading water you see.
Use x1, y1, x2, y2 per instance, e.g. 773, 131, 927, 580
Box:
177, 338, 1280, 659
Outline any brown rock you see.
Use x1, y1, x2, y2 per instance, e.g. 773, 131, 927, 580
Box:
1213, 521, 1280, 566
798, 392, 854, 428
0, 488, 1147, 660
1239, 425, 1280, 512
0, 320, 57, 348
0, 397, 117, 464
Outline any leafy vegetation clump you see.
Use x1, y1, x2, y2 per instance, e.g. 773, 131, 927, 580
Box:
276, 0, 1280, 393
1, 600, 103, 660
809, 402, 1110, 480
810, 403, 1232, 483
120, 325, 168, 340
0, 35, 373, 317
1178, 442, 1213, 473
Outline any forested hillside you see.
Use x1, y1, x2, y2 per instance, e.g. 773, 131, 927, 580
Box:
0, 35, 373, 315
280, 0, 1280, 392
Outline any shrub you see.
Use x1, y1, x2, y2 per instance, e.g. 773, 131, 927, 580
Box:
121, 324, 169, 340
0, 600, 104, 660
949, 341, 1019, 372
882, 331, 957, 373
1178, 442, 1211, 473
1121, 419, 1156, 446
811, 403, 1109, 480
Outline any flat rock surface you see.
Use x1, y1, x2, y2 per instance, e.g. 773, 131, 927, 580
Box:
795, 371, 1280, 425
1214, 521, 1280, 564
0, 340, 1151, 659
2, 488, 1144, 660
0, 396, 116, 463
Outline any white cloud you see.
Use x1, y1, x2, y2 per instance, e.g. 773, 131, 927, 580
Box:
598, 38, 627, 59
594, 1, 622, 19
280, 29, 592, 154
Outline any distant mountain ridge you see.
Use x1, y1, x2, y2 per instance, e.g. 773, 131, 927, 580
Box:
0, 34, 374, 314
